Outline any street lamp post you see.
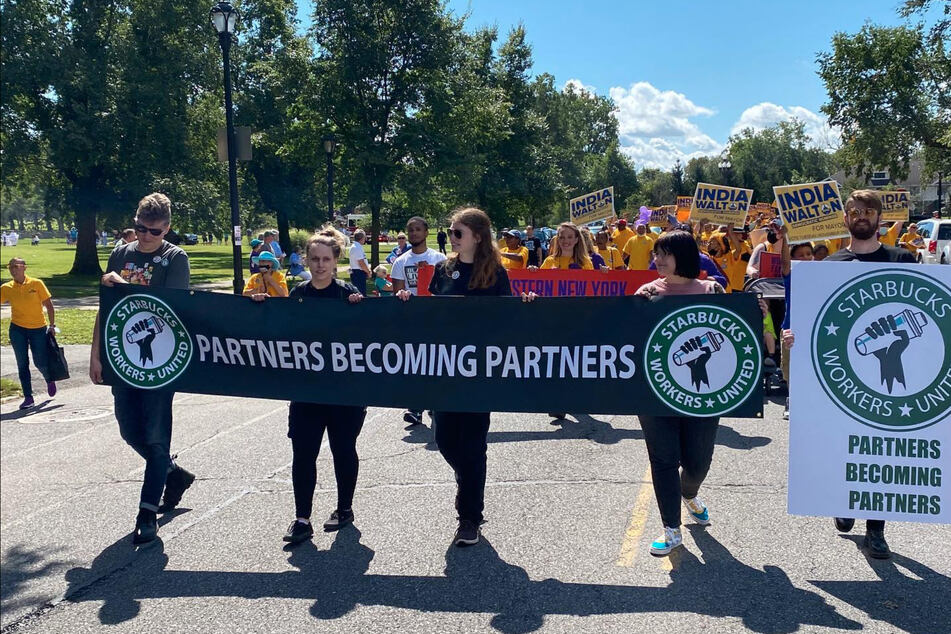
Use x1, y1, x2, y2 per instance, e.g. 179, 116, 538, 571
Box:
210, 2, 243, 295
323, 134, 336, 223
718, 157, 733, 186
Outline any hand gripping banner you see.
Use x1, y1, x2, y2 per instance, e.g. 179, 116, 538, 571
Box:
99, 285, 764, 417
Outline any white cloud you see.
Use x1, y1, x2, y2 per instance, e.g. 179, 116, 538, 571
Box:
731, 102, 840, 149
562, 78, 597, 96
608, 82, 723, 169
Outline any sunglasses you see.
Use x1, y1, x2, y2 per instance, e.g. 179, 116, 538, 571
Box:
846, 208, 878, 218
134, 224, 165, 236
258, 265, 272, 271
449, 229, 464, 239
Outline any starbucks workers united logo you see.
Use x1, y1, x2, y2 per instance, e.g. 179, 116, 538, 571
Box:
104, 294, 193, 389
645, 305, 761, 417
811, 269, 951, 431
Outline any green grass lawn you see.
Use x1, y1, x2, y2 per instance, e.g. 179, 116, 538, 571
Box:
0, 377, 22, 399
0, 308, 98, 346
0, 231, 443, 301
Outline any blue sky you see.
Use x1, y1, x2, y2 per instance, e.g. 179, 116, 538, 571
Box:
297, 1, 917, 168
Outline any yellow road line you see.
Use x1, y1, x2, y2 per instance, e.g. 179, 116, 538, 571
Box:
616, 464, 654, 567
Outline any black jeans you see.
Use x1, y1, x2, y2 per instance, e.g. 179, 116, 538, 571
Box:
434, 411, 491, 524
639, 414, 720, 528
9, 323, 50, 397
288, 401, 366, 519
113, 386, 176, 512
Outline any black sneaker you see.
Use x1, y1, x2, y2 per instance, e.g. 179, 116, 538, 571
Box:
864, 529, 891, 559
283, 520, 314, 544
453, 519, 480, 547
133, 509, 158, 545
403, 410, 423, 426
158, 465, 196, 512
548, 413, 567, 420
323, 509, 354, 531
834, 517, 855, 532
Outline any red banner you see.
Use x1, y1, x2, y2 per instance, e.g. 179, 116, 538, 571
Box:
507, 269, 659, 296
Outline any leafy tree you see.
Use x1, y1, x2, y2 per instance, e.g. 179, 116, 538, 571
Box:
726, 120, 834, 202
818, 4, 950, 179
309, 0, 461, 266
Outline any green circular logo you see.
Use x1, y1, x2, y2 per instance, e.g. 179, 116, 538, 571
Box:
644, 305, 761, 417
104, 294, 192, 389
811, 269, 951, 431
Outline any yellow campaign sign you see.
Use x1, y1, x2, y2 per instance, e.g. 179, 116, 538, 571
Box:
675, 196, 693, 222
881, 190, 910, 222
689, 183, 753, 226
569, 186, 615, 225
773, 181, 849, 243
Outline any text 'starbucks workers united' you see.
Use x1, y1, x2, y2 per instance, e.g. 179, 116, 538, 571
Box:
644, 305, 761, 417
104, 294, 193, 389
811, 269, 951, 431
789, 262, 950, 523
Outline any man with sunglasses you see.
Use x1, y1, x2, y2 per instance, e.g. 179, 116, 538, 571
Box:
391, 216, 445, 426
89, 193, 194, 545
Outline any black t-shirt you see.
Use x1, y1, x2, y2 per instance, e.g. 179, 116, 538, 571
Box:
826, 244, 916, 263
428, 260, 512, 297
106, 240, 190, 289
436, 230, 447, 245
289, 279, 361, 300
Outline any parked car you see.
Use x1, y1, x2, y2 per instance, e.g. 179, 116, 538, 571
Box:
182, 233, 199, 245
377, 232, 390, 242
913, 219, 951, 264
941, 241, 951, 265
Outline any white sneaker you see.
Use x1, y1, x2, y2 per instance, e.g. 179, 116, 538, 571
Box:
683, 496, 711, 525
650, 526, 683, 556
783, 398, 789, 420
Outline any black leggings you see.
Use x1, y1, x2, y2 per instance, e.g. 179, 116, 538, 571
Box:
639, 414, 720, 528
434, 411, 491, 524
288, 402, 366, 519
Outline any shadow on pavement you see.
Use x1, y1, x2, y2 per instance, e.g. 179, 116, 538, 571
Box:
809, 534, 951, 634
0, 400, 63, 421
62, 524, 862, 633
0, 543, 71, 617
401, 414, 769, 451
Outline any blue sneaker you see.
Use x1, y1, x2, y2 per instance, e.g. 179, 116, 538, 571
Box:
683, 496, 711, 525
650, 526, 683, 556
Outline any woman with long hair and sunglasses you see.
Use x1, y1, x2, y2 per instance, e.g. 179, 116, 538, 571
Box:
634, 230, 726, 556
281, 226, 368, 544
536, 222, 593, 270
397, 208, 535, 546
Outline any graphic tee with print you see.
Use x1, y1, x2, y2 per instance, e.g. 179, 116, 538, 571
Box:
390, 248, 446, 295
107, 241, 190, 289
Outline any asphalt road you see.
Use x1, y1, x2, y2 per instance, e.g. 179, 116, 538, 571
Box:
1, 352, 948, 633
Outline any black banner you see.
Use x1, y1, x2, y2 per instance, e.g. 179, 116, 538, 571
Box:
99, 285, 764, 417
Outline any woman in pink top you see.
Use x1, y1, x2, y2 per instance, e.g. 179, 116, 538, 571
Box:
634, 230, 724, 556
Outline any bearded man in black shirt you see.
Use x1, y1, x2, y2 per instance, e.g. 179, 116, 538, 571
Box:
826, 189, 915, 559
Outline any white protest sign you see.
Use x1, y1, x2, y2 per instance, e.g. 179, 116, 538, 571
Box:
788, 261, 951, 523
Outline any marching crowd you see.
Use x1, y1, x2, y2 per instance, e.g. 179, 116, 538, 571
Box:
2, 189, 937, 560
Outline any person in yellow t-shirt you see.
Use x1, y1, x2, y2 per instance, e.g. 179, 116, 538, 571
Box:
538, 222, 593, 270
880, 220, 903, 247
718, 224, 753, 292
499, 229, 529, 270
595, 230, 625, 269
0, 258, 57, 409
623, 223, 655, 270
898, 223, 925, 254
243, 251, 289, 300
611, 219, 635, 252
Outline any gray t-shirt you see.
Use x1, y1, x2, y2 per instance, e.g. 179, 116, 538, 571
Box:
106, 240, 190, 289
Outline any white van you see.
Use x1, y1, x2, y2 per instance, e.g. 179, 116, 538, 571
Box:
914, 219, 951, 264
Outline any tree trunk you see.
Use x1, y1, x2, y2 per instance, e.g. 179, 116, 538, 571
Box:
68, 178, 104, 276
369, 179, 383, 269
